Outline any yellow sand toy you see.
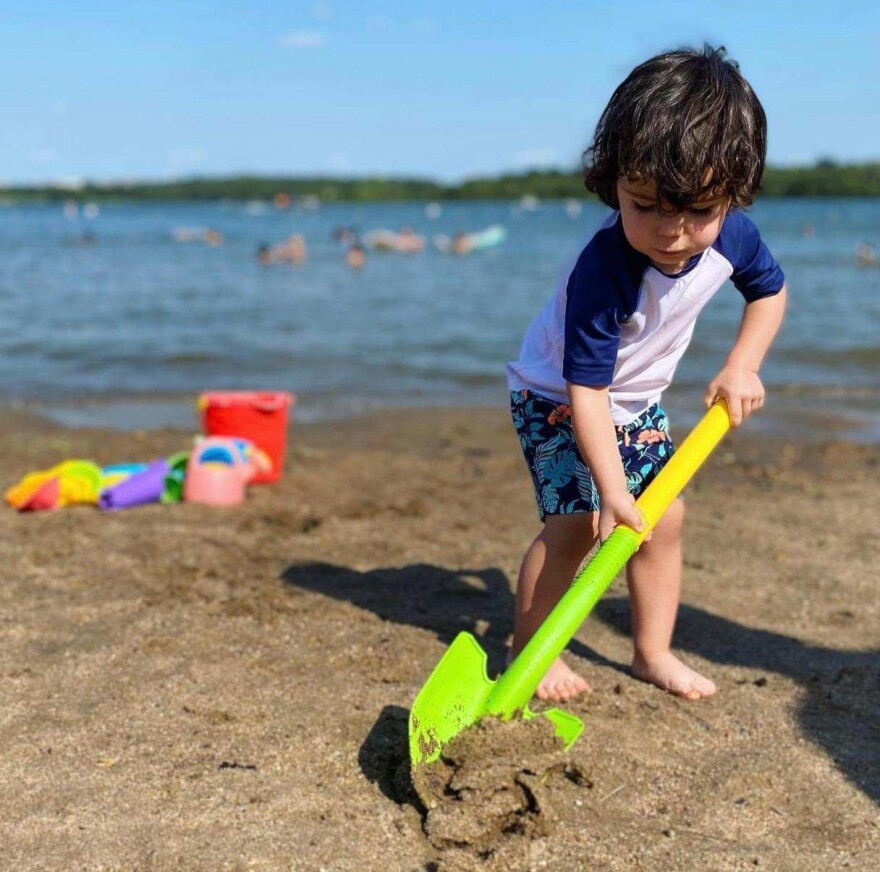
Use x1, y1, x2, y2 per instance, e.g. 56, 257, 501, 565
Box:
5, 460, 104, 511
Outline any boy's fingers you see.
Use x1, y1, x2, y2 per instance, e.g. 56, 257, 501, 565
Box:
703, 385, 717, 408
625, 507, 644, 531
728, 396, 744, 426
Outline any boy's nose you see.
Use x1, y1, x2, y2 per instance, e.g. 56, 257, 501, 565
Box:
657, 214, 685, 237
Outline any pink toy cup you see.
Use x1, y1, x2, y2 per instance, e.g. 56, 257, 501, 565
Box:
198, 391, 294, 484
183, 437, 255, 507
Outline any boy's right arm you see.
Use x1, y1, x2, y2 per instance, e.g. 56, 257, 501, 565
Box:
567, 382, 645, 541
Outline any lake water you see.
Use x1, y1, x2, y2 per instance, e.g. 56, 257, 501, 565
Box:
0, 197, 877, 440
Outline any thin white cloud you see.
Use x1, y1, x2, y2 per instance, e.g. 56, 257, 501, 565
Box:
280, 30, 327, 49
413, 17, 439, 34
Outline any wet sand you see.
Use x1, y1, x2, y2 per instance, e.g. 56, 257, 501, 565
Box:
0, 406, 878, 871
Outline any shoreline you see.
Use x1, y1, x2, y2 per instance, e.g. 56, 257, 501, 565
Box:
7, 383, 880, 445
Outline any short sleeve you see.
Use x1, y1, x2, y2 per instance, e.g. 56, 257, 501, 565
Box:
562, 247, 624, 387
714, 211, 785, 302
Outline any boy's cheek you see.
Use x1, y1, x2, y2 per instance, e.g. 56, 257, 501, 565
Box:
619, 214, 649, 250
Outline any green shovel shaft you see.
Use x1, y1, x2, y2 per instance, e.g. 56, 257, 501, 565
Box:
484, 526, 640, 718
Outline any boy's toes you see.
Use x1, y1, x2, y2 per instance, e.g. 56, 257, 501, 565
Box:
537, 678, 571, 702
673, 685, 703, 701
557, 678, 579, 702
568, 674, 590, 698
669, 673, 716, 700
690, 674, 717, 698
632, 653, 717, 701
535, 659, 590, 703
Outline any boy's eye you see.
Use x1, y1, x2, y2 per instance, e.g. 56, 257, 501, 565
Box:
631, 200, 716, 217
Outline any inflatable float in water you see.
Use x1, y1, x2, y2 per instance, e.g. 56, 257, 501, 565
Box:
434, 224, 506, 254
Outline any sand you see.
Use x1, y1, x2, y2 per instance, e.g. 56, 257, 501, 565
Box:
0, 406, 878, 871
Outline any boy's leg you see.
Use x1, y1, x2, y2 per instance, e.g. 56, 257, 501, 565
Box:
626, 498, 716, 700
512, 512, 598, 703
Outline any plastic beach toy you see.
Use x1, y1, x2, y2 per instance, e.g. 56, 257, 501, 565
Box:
434, 224, 506, 254
409, 401, 734, 771
99, 459, 170, 511
160, 451, 191, 504
5, 460, 103, 512
198, 391, 294, 484
101, 463, 149, 491
183, 437, 268, 507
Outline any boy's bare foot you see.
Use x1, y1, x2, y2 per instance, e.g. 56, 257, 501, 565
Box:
631, 652, 716, 700
535, 657, 591, 703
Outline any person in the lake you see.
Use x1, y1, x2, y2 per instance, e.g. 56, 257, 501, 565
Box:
345, 242, 366, 270
507, 45, 787, 703
270, 233, 307, 264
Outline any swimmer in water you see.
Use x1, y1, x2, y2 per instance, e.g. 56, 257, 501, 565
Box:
855, 242, 879, 267
396, 227, 425, 252
270, 234, 307, 264
451, 231, 474, 255
332, 226, 357, 244
345, 243, 365, 270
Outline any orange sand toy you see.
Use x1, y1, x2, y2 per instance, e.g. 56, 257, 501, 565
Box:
5, 460, 104, 511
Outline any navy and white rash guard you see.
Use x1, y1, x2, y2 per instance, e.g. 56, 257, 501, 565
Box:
507, 209, 785, 425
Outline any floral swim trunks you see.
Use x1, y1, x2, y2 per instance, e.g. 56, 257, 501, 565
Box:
511, 389, 675, 521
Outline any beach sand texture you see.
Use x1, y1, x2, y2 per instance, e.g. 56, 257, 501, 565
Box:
0, 408, 878, 871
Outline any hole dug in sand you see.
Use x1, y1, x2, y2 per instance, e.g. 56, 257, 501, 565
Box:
413, 716, 591, 868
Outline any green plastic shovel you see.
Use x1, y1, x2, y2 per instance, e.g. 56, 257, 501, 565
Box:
409, 402, 732, 768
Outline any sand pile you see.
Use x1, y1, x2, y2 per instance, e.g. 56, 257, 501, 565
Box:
414, 716, 591, 870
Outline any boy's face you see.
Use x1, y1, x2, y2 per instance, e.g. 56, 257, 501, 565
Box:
616, 178, 729, 274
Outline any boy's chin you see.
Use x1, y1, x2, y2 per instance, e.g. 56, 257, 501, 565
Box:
650, 256, 688, 273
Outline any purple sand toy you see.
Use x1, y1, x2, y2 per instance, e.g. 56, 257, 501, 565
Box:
99, 459, 170, 511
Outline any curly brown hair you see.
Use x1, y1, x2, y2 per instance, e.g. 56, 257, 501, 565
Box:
583, 45, 767, 211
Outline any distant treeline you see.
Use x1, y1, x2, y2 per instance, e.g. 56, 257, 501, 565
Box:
3, 161, 879, 203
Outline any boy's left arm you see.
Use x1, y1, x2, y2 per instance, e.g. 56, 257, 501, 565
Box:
704, 284, 787, 426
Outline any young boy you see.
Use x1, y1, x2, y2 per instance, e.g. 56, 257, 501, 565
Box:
507, 46, 787, 703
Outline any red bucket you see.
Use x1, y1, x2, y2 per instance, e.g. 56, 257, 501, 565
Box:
197, 391, 294, 484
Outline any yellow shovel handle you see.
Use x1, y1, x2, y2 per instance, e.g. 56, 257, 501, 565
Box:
632, 400, 732, 542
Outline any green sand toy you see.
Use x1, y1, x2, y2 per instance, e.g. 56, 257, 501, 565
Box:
409, 402, 733, 768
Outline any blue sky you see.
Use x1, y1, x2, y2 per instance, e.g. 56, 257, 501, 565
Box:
1, 1, 877, 184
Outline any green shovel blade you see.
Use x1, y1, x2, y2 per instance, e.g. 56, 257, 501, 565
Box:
409, 528, 641, 768
409, 631, 584, 766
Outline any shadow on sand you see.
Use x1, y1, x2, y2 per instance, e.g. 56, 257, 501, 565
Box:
280, 561, 623, 677
282, 561, 879, 807
594, 597, 880, 806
